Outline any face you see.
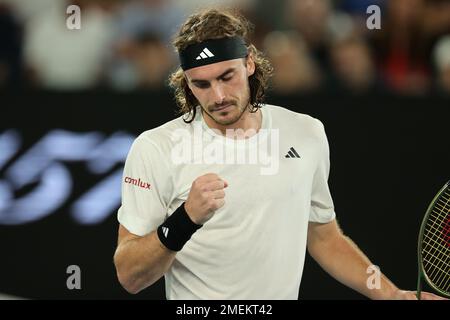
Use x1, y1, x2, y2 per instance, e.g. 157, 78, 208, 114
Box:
185, 57, 255, 127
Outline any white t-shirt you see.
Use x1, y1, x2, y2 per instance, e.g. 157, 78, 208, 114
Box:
118, 104, 336, 299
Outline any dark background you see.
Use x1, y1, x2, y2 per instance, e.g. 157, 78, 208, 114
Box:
1, 91, 448, 299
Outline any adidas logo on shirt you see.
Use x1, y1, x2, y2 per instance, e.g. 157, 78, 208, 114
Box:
196, 48, 215, 60
162, 227, 169, 238
285, 147, 301, 158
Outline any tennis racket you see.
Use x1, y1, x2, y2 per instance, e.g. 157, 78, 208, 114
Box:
416, 180, 450, 299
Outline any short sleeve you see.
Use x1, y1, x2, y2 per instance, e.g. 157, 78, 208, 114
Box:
117, 135, 173, 236
309, 120, 336, 223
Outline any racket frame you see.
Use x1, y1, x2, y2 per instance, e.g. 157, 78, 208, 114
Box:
416, 180, 450, 299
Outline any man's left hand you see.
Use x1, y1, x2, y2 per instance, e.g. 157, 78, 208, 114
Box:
392, 290, 448, 300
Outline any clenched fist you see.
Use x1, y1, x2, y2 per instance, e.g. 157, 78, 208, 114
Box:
184, 173, 228, 224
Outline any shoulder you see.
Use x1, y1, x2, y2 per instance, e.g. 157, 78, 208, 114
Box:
264, 104, 325, 134
128, 114, 191, 158
137, 114, 191, 149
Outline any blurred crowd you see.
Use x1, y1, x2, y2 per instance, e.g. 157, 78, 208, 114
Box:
1, 0, 450, 95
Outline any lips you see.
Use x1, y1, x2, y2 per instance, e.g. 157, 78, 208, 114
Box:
213, 104, 233, 112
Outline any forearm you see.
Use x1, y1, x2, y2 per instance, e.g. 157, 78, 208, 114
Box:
114, 230, 176, 294
308, 234, 398, 299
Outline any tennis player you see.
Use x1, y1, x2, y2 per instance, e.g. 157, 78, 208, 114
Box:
114, 8, 443, 300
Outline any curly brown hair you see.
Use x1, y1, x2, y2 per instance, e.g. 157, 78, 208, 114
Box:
169, 8, 273, 123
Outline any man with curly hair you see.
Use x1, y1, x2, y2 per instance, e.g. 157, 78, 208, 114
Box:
113, 8, 442, 300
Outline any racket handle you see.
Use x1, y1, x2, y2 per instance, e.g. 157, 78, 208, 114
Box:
416, 274, 422, 300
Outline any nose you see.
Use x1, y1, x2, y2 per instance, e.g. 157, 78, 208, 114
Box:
211, 83, 225, 105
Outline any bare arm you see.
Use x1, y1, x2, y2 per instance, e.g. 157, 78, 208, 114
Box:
114, 173, 228, 294
113, 224, 176, 294
307, 219, 399, 299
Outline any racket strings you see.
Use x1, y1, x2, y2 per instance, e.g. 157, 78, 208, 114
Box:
421, 189, 450, 292
424, 205, 449, 289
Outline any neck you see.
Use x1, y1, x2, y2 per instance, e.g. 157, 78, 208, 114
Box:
203, 106, 262, 139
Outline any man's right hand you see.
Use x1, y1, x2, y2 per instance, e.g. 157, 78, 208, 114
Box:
184, 173, 228, 225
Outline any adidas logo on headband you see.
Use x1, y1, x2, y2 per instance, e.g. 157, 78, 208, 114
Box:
179, 37, 248, 70
196, 48, 215, 60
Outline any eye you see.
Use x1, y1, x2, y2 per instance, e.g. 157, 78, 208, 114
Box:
222, 76, 232, 82
194, 82, 210, 89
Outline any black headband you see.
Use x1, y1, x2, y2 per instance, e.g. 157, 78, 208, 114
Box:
179, 37, 248, 71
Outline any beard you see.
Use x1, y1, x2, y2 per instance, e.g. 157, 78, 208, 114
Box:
202, 98, 249, 126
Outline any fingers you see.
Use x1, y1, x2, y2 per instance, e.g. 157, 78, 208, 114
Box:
206, 180, 227, 192
200, 173, 222, 182
186, 173, 228, 224
213, 198, 225, 210
406, 292, 418, 300
199, 173, 228, 188
211, 189, 225, 199
419, 291, 449, 300
404, 290, 449, 300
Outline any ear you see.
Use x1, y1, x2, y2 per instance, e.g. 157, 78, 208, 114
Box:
246, 54, 255, 77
